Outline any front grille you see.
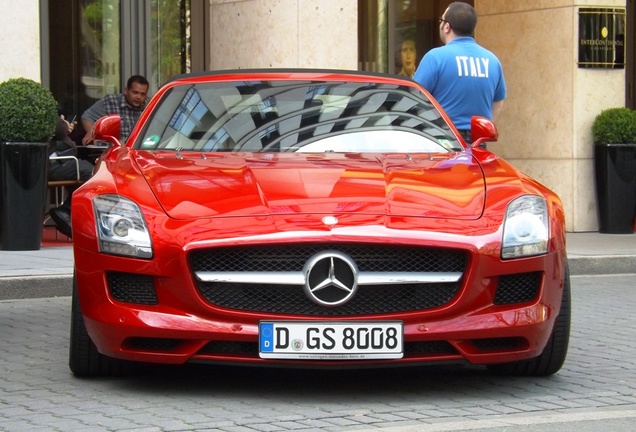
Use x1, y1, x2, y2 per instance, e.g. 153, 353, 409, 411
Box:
493, 272, 541, 305
190, 244, 466, 273
198, 282, 459, 315
107, 271, 158, 305
190, 244, 466, 315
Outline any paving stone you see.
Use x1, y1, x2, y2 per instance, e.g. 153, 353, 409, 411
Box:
0, 275, 635, 431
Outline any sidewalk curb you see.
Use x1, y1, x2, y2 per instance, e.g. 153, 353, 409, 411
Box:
1, 274, 72, 300
567, 255, 636, 276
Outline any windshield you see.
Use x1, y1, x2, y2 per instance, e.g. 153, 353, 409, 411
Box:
135, 80, 461, 153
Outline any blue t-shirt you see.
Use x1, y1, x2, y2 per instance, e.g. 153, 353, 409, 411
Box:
413, 37, 506, 130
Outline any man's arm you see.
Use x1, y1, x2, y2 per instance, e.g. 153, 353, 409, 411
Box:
412, 52, 438, 94
492, 100, 504, 120
81, 118, 94, 145
81, 98, 107, 145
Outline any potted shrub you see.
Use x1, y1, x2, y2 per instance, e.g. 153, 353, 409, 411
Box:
0, 77, 58, 250
591, 107, 636, 234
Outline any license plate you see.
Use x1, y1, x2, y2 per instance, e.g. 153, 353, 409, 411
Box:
259, 321, 403, 359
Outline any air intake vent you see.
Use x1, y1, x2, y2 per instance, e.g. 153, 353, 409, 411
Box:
107, 271, 158, 305
494, 272, 541, 305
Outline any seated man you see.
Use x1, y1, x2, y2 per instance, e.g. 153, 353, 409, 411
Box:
48, 115, 94, 238
52, 75, 149, 238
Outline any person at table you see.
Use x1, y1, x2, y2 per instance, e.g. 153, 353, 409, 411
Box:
81, 74, 149, 144
49, 115, 94, 182
48, 115, 94, 238
50, 75, 149, 238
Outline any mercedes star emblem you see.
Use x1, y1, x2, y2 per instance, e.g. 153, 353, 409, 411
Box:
303, 251, 358, 307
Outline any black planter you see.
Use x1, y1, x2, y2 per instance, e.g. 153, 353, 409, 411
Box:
594, 143, 636, 234
0, 142, 49, 250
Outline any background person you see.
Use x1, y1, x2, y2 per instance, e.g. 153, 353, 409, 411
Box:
413, 2, 506, 143
81, 74, 149, 144
49, 115, 94, 182
48, 115, 94, 238
398, 39, 417, 78
50, 75, 150, 238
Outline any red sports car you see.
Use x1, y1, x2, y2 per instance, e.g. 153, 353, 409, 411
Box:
69, 70, 569, 377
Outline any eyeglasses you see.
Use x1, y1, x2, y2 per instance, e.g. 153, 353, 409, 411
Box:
438, 17, 452, 27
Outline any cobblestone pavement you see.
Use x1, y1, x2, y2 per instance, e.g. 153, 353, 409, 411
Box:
1, 274, 635, 432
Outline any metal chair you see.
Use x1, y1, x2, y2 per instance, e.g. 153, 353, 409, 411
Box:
45, 155, 85, 240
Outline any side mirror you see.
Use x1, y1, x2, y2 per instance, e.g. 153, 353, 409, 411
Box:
93, 114, 122, 146
470, 116, 498, 149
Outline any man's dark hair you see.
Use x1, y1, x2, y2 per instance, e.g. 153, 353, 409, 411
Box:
127, 75, 149, 89
446, 2, 477, 37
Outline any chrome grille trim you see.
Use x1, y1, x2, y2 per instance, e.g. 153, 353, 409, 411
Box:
195, 271, 462, 285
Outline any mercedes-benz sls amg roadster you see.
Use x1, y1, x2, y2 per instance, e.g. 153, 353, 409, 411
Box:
69, 70, 570, 377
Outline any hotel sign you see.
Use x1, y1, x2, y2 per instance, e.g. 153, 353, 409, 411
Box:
578, 7, 625, 68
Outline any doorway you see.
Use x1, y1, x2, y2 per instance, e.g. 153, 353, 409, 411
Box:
41, 0, 208, 143
358, 0, 472, 75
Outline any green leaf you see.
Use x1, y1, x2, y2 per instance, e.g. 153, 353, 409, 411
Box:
0, 78, 58, 142
591, 107, 636, 144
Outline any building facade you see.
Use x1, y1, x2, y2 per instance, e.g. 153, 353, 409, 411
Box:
1, 0, 634, 232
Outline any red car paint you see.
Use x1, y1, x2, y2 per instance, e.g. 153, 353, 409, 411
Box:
69, 70, 568, 377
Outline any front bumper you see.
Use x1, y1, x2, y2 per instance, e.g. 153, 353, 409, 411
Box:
74, 239, 567, 368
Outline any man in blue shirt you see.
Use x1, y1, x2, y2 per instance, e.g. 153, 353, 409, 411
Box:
413, 2, 506, 143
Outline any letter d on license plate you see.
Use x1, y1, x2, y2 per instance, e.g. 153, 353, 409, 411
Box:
259, 321, 403, 359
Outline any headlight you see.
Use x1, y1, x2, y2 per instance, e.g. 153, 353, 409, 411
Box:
93, 194, 153, 259
501, 195, 549, 259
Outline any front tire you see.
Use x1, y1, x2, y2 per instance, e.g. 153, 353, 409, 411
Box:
488, 263, 571, 376
68, 273, 130, 377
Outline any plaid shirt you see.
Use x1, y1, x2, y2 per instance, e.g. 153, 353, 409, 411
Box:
102, 94, 146, 142
83, 93, 147, 142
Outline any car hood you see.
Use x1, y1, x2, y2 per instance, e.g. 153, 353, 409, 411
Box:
133, 151, 485, 220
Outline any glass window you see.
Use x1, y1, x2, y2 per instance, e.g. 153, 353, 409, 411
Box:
81, 0, 121, 99
150, 0, 191, 89
45, 0, 202, 145
136, 79, 461, 153
358, 0, 473, 76
47, 0, 121, 145
394, 0, 434, 78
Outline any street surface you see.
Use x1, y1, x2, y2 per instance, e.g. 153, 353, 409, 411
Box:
1, 274, 635, 431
